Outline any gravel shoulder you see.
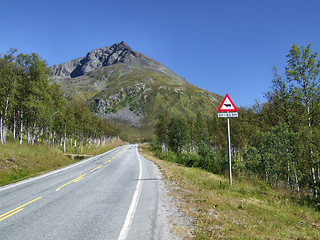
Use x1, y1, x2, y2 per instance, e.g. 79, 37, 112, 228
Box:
139, 147, 193, 239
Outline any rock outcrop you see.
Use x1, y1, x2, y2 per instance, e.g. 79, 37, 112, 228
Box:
50, 41, 185, 82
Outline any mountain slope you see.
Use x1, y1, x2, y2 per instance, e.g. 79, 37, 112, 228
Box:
50, 42, 221, 141
51, 41, 185, 82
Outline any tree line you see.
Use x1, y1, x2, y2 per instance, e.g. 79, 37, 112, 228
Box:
0, 49, 119, 152
155, 43, 320, 201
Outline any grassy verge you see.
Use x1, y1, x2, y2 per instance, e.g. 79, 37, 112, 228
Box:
67, 138, 125, 156
139, 145, 320, 239
0, 139, 125, 187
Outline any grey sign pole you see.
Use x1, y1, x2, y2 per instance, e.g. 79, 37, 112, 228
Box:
217, 93, 238, 186
227, 117, 232, 186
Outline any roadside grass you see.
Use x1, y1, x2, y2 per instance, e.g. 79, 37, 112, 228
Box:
139, 145, 320, 240
0, 138, 125, 187
62, 138, 125, 156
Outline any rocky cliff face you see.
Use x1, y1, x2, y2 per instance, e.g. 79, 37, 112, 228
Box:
50, 41, 185, 82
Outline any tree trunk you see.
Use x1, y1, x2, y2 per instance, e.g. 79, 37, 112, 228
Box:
19, 111, 23, 145
74, 132, 77, 148
31, 122, 36, 145
311, 166, 318, 198
293, 160, 300, 193
1, 94, 10, 145
27, 128, 31, 144
52, 131, 55, 147
0, 111, 3, 145
47, 131, 50, 146
307, 105, 318, 198
63, 123, 67, 153
287, 161, 291, 188
13, 110, 16, 140
80, 139, 83, 153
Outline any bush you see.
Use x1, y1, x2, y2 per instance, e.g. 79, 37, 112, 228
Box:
196, 141, 226, 173
178, 153, 200, 167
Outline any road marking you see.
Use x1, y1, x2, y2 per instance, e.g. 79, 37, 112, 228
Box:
56, 174, 87, 191
74, 176, 85, 182
90, 164, 103, 172
0, 208, 24, 222
0, 196, 42, 222
118, 145, 143, 240
104, 160, 111, 165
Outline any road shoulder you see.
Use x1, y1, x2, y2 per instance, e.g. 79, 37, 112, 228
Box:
139, 146, 193, 239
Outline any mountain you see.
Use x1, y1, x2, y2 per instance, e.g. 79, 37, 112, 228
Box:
50, 42, 222, 142
51, 41, 185, 82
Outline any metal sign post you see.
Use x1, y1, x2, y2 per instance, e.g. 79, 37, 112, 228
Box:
227, 117, 232, 185
217, 94, 238, 186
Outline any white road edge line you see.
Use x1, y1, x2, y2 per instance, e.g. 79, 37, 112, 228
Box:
118, 145, 143, 240
0, 146, 126, 192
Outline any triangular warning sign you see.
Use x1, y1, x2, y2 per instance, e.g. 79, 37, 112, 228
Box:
217, 94, 238, 112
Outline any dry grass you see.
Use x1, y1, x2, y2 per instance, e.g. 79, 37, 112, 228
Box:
139, 145, 320, 240
0, 139, 125, 187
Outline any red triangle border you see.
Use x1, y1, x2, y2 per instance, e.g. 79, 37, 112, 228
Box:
217, 94, 238, 112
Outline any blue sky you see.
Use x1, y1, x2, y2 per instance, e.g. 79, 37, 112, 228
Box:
1, 0, 320, 107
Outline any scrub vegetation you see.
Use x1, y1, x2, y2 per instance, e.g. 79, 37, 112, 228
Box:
140, 145, 320, 239
154, 44, 320, 207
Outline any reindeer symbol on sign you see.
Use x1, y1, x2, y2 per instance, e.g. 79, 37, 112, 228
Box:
217, 94, 238, 112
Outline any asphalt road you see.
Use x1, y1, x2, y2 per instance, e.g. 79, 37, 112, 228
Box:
0, 144, 167, 240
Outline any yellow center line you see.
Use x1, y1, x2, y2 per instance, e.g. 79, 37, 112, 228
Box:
0, 208, 24, 222
56, 174, 87, 191
0, 196, 42, 222
104, 160, 111, 165
74, 176, 85, 182
90, 164, 102, 172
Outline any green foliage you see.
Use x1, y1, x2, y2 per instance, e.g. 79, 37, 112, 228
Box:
0, 49, 119, 151
168, 118, 190, 152
196, 141, 226, 173
244, 123, 299, 187
155, 111, 170, 148
153, 43, 320, 204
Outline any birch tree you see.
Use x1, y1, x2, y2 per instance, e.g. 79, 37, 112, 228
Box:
285, 43, 320, 197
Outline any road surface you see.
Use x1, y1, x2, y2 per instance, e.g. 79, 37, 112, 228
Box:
0, 144, 170, 240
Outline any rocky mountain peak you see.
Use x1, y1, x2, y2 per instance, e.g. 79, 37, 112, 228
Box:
50, 42, 186, 82
114, 41, 133, 51
50, 42, 134, 79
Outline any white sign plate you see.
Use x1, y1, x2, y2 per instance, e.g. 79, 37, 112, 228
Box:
218, 112, 238, 118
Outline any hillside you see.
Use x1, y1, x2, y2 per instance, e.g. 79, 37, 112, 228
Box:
50, 42, 221, 141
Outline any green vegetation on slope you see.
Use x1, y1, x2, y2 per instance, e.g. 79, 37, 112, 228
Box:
84, 66, 220, 141
140, 145, 320, 239
51, 61, 221, 142
153, 43, 320, 203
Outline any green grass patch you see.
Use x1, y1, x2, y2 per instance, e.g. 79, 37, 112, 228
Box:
139, 145, 320, 239
0, 139, 125, 187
